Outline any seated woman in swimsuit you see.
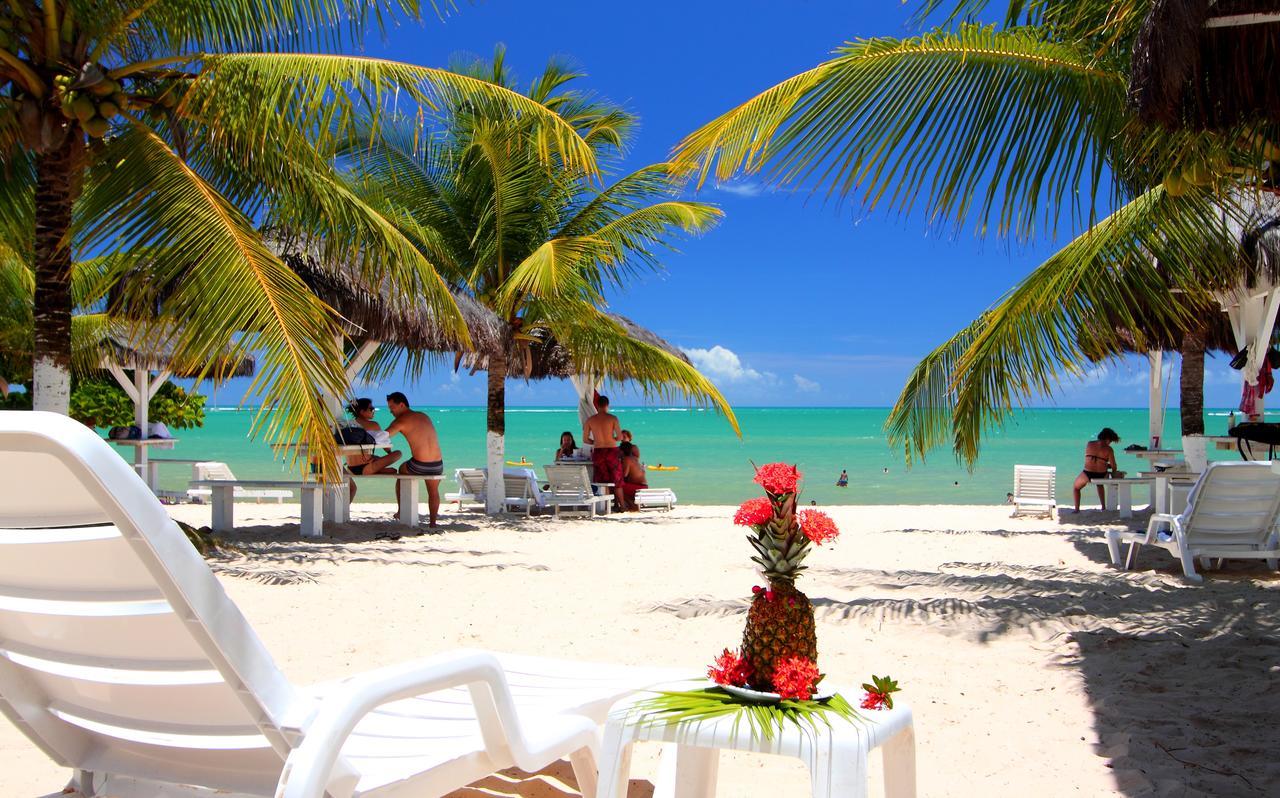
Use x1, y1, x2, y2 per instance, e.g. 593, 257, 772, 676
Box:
618, 442, 648, 511
554, 431, 579, 462
344, 398, 402, 501
1072, 427, 1120, 512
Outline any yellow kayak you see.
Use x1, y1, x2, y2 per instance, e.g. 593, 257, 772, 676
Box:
646, 465, 680, 472
506, 459, 531, 466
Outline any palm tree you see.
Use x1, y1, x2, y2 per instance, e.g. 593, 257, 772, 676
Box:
0, 1, 603, 474
338, 51, 737, 511
669, 0, 1275, 463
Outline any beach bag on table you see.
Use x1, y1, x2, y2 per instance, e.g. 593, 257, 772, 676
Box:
334, 425, 377, 446
1228, 422, 1280, 459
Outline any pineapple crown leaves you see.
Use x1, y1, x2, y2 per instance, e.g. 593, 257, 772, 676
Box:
861, 675, 901, 709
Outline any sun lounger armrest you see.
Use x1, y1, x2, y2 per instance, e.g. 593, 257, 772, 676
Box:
1144, 512, 1181, 543
276, 649, 599, 798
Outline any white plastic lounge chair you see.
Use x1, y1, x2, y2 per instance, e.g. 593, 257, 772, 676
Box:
545, 463, 612, 518
1106, 461, 1280, 583
444, 468, 487, 509
1011, 465, 1057, 519
635, 488, 678, 511
186, 461, 293, 503
0, 412, 678, 798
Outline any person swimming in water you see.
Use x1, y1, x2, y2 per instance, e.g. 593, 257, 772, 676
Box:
836, 469, 848, 487
1073, 427, 1120, 512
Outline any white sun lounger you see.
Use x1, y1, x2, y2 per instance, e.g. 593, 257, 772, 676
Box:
1106, 461, 1280, 583
0, 412, 679, 798
1011, 464, 1056, 519
445, 468, 487, 509
186, 461, 294, 503
544, 463, 612, 518
635, 487, 678, 511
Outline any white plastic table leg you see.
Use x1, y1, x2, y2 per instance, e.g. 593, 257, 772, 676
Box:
300, 487, 322, 538
659, 744, 718, 798
1102, 483, 1115, 511
146, 461, 160, 493
399, 479, 419, 526
881, 725, 917, 798
598, 721, 636, 798
210, 485, 234, 533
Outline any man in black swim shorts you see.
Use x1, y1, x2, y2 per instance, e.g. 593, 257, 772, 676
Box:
386, 392, 445, 527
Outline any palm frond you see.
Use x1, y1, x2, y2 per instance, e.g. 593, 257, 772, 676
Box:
886, 186, 1245, 465
673, 25, 1130, 240
188, 53, 600, 176
73, 121, 347, 476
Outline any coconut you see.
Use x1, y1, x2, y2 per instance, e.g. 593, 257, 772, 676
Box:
71, 96, 96, 123
82, 117, 110, 138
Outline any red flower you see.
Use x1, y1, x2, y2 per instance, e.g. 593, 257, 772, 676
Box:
771, 655, 820, 700
708, 648, 752, 687
733, 497, 774, 527
754, 463, 802, 495
797, 509, 839, 546
860, 692, 888, 711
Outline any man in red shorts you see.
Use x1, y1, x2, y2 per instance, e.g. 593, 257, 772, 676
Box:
583, 395, 625, 510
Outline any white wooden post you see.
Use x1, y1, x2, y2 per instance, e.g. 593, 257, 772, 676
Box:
134, 367, 150, 486
1147, 351, 1164, 449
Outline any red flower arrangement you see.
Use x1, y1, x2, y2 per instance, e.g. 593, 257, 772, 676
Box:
797, 509, 839, 545
771, 655, 821, 700
754, 462, 802, 495
708, 648, 752, 687
860, 675, 900, 711
733, 496, 774, 527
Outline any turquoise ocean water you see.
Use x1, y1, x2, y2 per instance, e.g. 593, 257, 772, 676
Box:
131, 407, 1245, 506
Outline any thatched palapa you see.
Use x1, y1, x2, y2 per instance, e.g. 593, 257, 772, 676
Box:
1131, 0, 1280, 130
100, 324, 256, 380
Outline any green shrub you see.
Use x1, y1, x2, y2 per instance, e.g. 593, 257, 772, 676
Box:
67, 378, 207, 429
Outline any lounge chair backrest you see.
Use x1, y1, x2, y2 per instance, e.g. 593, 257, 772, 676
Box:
503, 476, 532, 500
0, 412, 310, 795
457, 468, 488, 498
544, 464, 593, 498
1014, 465, 1055, 499
1178, 461, 1280, 545
193, 460, 237, 481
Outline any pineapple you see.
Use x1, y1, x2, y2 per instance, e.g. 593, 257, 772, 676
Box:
739, 487, 819, 690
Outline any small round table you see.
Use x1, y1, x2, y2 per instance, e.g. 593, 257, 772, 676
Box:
597, 685, 916, 798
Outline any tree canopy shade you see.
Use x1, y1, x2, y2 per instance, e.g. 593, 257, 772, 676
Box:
0, 0, 607, 477
672, 0, 1280, 464
336, 51, 736, 510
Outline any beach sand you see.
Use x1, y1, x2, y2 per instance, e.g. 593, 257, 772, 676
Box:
3, 502, 1277, 797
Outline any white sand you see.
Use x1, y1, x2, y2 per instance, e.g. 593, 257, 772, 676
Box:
3, 502, 1278, 797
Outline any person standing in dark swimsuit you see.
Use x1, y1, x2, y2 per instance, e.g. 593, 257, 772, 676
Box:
385, 392, 445, 528
1073, 427, 1120, 512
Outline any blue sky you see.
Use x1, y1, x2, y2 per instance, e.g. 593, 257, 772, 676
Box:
210, 0, 1245, 409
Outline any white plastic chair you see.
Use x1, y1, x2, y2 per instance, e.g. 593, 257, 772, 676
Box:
1011, 465, 1057, 518
0, 412, 678, 798
545, 464, 612, 518
1106, 461, 1280, 583
186, 461, 293, 503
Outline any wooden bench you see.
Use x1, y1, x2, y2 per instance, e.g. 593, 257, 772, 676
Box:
1093, 476, 1154, 518
190, 479, 324, 537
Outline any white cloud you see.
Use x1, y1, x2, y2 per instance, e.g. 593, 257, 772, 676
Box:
714, 180, 765, 198
793, 374, 821, 393
683, 345, 774, 383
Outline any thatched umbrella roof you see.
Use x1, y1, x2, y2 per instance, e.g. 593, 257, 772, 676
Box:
279, 249, 506, 355
99, 324, 256, 379
1131, 0, 1280, 130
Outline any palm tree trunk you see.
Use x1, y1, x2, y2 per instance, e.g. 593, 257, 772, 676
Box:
484, 351, 508, 514
31, 136, 83, 413
1179, 329, 1205, 437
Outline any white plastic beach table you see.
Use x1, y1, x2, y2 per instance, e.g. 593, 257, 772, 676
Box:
599, 687, 916, 798
105, 437, 179, 491
1094, 476, 1154, 518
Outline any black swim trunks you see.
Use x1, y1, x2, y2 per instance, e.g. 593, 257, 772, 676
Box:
404, 458, 444, 476
1082, 469, 1108, 480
